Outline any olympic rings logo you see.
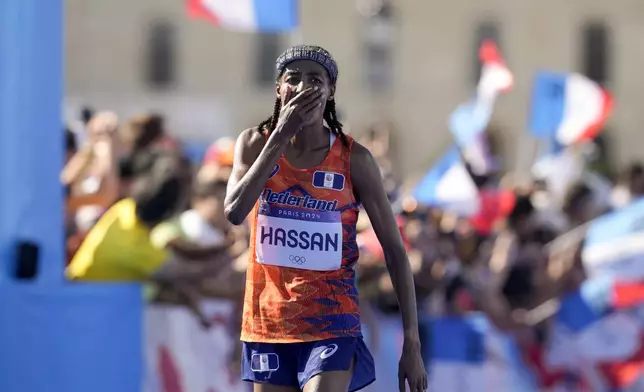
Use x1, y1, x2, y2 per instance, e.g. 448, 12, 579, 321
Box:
289, 255, 306, 265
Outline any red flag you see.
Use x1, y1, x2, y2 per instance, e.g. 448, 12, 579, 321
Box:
186, 0, 219, 24
478, 39, 513, 94
469, 189, 516, 235
479, 39, 505, 66
159, 345, 184, 392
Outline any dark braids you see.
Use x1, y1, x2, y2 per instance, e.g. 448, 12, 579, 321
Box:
257, 98, 348, 147
258, 98, 281, 137
322, 98, 348, 146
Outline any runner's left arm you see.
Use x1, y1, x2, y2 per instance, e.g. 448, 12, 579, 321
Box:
350, 142, 420, 343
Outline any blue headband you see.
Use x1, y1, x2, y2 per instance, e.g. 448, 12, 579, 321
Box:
275, 45, 339, 85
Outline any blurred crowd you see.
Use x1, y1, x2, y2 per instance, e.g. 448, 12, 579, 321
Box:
63, 109, 247, 317
62, 107, 644, 389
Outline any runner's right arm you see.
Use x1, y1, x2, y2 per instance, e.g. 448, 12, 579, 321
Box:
224, 128, 282, 225
224, 87, 322, 225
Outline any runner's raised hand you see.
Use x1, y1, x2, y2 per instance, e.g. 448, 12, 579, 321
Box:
273, 86, 324, 141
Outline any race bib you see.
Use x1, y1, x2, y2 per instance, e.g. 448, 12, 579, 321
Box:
255, 204, 343, 271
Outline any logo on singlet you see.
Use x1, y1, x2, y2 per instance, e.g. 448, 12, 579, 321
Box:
269, 164, 279, 179
312, 171, 345, 191
262, 189, 338, 211
289, 255, 306, 265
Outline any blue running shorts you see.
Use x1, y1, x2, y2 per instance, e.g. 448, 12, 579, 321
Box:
241, 337, 375, 391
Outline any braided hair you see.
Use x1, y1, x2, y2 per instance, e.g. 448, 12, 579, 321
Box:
257, 97, 348, 146
257, 45, 348, 146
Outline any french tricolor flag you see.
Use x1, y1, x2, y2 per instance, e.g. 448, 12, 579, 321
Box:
477, 40, 514, 99
449, 40, 512, 176
583, 198, 644, 282
429, 313, 539, 392
529, 71, 613, 146
531, 138, 585, 204
412, 148, 480, 217
187, 0, 299, 32
413, 149, 515, 232
553, 275, 644, 391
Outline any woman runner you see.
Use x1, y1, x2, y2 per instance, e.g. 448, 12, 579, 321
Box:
225, 45, 427, 392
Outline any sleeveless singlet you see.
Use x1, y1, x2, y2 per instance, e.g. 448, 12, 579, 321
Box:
241, 132, 362, 343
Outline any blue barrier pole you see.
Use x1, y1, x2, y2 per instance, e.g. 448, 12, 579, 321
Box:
0, 0, 64, 284
0, 284, 144, 392
0, 5, 145, 392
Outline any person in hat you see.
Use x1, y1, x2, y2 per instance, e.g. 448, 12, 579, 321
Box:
225, 45, 427, 392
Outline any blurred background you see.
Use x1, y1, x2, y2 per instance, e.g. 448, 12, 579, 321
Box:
65, 0, 643, 175
3, 0, 644, 392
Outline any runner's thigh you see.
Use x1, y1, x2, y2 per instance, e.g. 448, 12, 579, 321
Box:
254, 384, 299, 392
302, 362, 354, 392
299, 337, 374, 392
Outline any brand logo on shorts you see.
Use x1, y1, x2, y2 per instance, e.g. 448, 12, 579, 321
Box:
319, 344, 339, 359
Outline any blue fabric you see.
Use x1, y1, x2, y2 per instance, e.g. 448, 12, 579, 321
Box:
449, 97, 492, 147
412, 147, 462, 206
428, 313, 540, 391
556, 275, 614, 333
242, 337, 375, 391
253, 0, 299, 32
586, 197, 644, 248
0, 0, 64, 285
505, 334, 540, 391
582, 197, 644, 281
528, 71, 567, 139
0, 283, 144, 392
429, 315, 486, 364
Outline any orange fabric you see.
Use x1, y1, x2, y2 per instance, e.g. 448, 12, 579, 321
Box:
241, 135, 362, 343
204, 138, 235, 167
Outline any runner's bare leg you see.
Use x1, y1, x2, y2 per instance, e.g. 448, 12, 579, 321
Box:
302, 359, 354, 392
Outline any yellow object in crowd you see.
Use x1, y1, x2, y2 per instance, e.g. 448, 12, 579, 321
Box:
66, 198, 169, 281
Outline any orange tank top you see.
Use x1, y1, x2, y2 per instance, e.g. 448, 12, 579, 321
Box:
241, 132, 362, 343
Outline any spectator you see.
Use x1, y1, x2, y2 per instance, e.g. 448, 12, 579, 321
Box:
66, 149, 193, 282
62, 113, 121, 263
627, 162, 644, 197
119, 114, 178, 158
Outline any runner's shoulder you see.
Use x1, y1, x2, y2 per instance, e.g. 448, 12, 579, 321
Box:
234, 127, 267, 164
350, 140, 372, 158
349, 140, 378, 171
237, 127, 267, 150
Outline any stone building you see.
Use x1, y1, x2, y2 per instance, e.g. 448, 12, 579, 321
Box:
66, 0, 644, 174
